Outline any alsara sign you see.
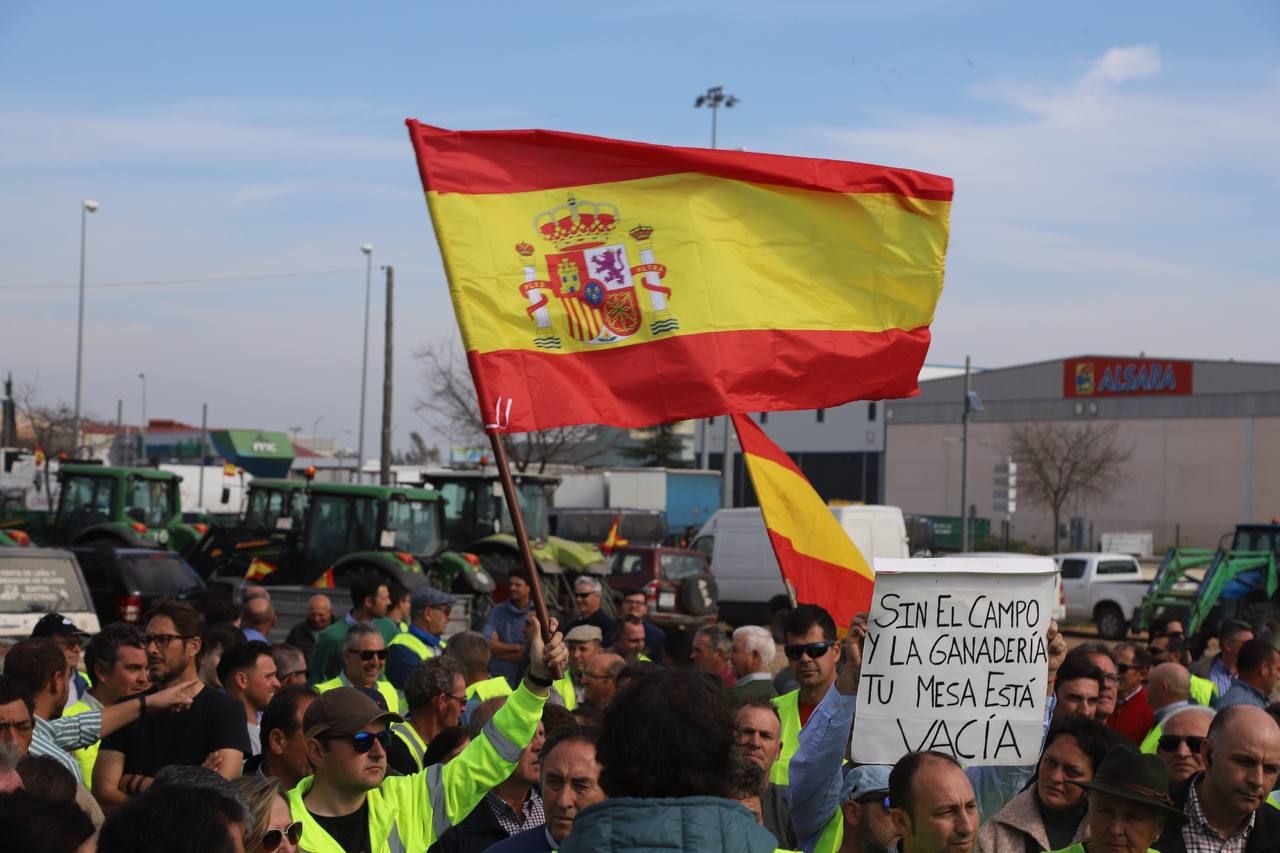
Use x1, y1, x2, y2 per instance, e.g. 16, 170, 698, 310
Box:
1063, 357, 1193, 398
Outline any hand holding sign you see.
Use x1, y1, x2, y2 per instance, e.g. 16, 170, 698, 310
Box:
851, 557, 1057, 767
836, 612, 869, 697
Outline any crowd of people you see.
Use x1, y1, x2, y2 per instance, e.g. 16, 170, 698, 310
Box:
4, 571, 1280, 853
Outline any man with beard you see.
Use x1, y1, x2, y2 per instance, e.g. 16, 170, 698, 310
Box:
94, 602, 252, 809
1155, 704, 1280, 851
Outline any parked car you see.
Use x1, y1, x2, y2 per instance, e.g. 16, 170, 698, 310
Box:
1055, 552, 1149, 640
70, 547, 206, 626
605, 545, 718, 630
691, 505, 909, 627
0, 547, 101, 640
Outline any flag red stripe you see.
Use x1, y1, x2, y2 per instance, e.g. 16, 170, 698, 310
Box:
467, 326, 928, 433
407, 121, 953, 201
767, 529, 874, 620
732, 413, 804, 479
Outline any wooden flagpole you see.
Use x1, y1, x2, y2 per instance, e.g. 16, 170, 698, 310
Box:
487, 431, 553, 643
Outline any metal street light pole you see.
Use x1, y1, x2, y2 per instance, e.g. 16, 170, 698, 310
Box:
357, 244, 373, 481
138, 373, 147, 465
960, 356, 971, 551
694, 86, 738, 150
312, 415, 324, 445
73, 199, 99, 452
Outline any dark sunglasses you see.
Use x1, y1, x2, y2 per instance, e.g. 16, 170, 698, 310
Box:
856, 794, 891, 810
261, 821, 303, 851
785, 640, 836, 661
325, 729, 394, 753
347, 649, 389, 661
574, 592, 595, 599
1156, 735, 1205, 753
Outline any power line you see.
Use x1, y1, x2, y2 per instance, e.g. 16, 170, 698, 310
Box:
0, 266, 366, 292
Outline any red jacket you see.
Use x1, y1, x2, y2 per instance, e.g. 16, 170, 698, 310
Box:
1107, 685, 1154, 745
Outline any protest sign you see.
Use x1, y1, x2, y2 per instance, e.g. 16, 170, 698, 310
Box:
851, 557, 1056, 767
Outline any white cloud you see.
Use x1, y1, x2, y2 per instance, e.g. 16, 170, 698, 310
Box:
1085, 44, 1163, 84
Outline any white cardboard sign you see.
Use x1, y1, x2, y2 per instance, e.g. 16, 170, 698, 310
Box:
851, 557, 1056, 767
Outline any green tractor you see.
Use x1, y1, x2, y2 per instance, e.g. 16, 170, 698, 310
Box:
1134, 522, 1280, 650
3, 464, 203, 552
186, 478, 492, 597
417, 467, 609, 621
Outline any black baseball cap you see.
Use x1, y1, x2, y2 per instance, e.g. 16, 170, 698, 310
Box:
31, 613, 90, 640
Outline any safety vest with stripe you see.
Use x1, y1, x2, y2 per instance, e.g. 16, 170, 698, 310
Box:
771, 690, 802, 786
466, 676, 514, 703
1189, 675, 1218, 708
64, 698, 100, 782
1139, 721, 1163, 754
390, 722, 429, 773
552, 674, 577, 711
316, 673, 404, 715
388, 631, 445, 662
288, 682, 547, 853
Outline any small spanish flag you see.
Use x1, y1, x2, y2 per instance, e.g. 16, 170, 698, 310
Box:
601, 513, 629, 556
732, 413, 874, 625
245, 558, 277, 582
313, 568, 336, 589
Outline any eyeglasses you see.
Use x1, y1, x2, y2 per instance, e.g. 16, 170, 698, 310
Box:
574, 592, 595, 599
785, 641, 836, 661
143, 633, 192, 649
261, 822, 303, 851
0, 720, 35, 735
1156, 735, 1205, 753
447, 693, 468, 706
280, 669, 308, 681
347, 649, 389, 661
324, 729, 394, 754
1100, 673, 1119, 684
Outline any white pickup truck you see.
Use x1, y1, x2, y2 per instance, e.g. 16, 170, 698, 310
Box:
1055, 552, 1150, 640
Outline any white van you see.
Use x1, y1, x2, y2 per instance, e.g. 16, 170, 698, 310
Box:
691, 505, 909, 627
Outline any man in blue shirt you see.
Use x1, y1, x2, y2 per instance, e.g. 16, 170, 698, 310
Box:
484, 573, 535, 686
386, 586, 454, 689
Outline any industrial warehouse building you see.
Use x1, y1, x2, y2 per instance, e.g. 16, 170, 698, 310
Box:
883, 356, 1280, 551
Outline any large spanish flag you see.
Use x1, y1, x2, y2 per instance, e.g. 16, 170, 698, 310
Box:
407, 121, 952, 433
732, 413, 874, 624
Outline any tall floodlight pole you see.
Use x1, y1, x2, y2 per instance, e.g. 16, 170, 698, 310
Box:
73, 200, 100, 453
960, 356, 972, 551
694, 87, 739, 497
357, 244, 373, 481
138, 373, 147, 465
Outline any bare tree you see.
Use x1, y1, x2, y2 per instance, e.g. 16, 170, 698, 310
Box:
14, 383, 80, 457
413, 341, 613, 473
1007, 421, 1132, 551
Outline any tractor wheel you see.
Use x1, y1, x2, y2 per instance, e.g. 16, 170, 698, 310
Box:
1094, 603, 1128, 641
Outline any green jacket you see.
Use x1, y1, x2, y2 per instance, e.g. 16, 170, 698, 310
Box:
309, 614, 400, 685
771, 690, 801, 786
289, 681, 546, 852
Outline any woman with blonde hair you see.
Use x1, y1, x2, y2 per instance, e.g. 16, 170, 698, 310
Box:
232, 774, 302, 853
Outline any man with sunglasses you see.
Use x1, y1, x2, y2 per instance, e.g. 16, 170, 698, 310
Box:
316, 623, 400, 714
770, 604, 842, 786
95, 602, 253, 809
289, 614, 567, 853
387, 586, 455, 690
565, 577, 615, 649
1155, 707, 1214, 789
1107, 643, 1154, 745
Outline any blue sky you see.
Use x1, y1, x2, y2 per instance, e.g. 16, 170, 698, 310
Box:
1, 1, 1276, 452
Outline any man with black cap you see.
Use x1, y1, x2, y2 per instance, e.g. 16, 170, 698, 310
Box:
1047, 744, 1185, 853
288, 613, 567, 852
31, 613, 91, 711
386, 586, 455, 689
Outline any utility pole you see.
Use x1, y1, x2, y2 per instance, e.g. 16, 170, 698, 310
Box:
357, 244, 373, 482
380, 265, 394, 486
73, 200, 99, 453
198, 403, 208, 509
960, 355, 971, 551
114, 399, 122, 465
138, 373, 147, 466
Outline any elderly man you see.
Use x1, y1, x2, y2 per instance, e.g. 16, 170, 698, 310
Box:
1151, 634, 1219, 706
1155, 706, 1214, 789
735, 699, 798, 849
241, 597, 276, 643
1153, 704, 1280, 852
1218, 638, 1280, 709
691, 625, 734, 687
581, 654, 624, 712
1139, 662, 1195, 752
1190, 618, 1252, 698
1048, 745, 1185, 853
315, 622, 399, 713
565, 577, 615, 648
554, 625, 602, 710
271, 643, 309, 687
285, 593, 333, 659
309, 574, 398, 684
1107, 642, 1154, 745
730, 625, 778, 703
387, 585, 455, 689
488, 725, 606, 853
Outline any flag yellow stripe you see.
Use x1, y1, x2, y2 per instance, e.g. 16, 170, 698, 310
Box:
745, 452, 875, 580
427, 171, 949, 356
